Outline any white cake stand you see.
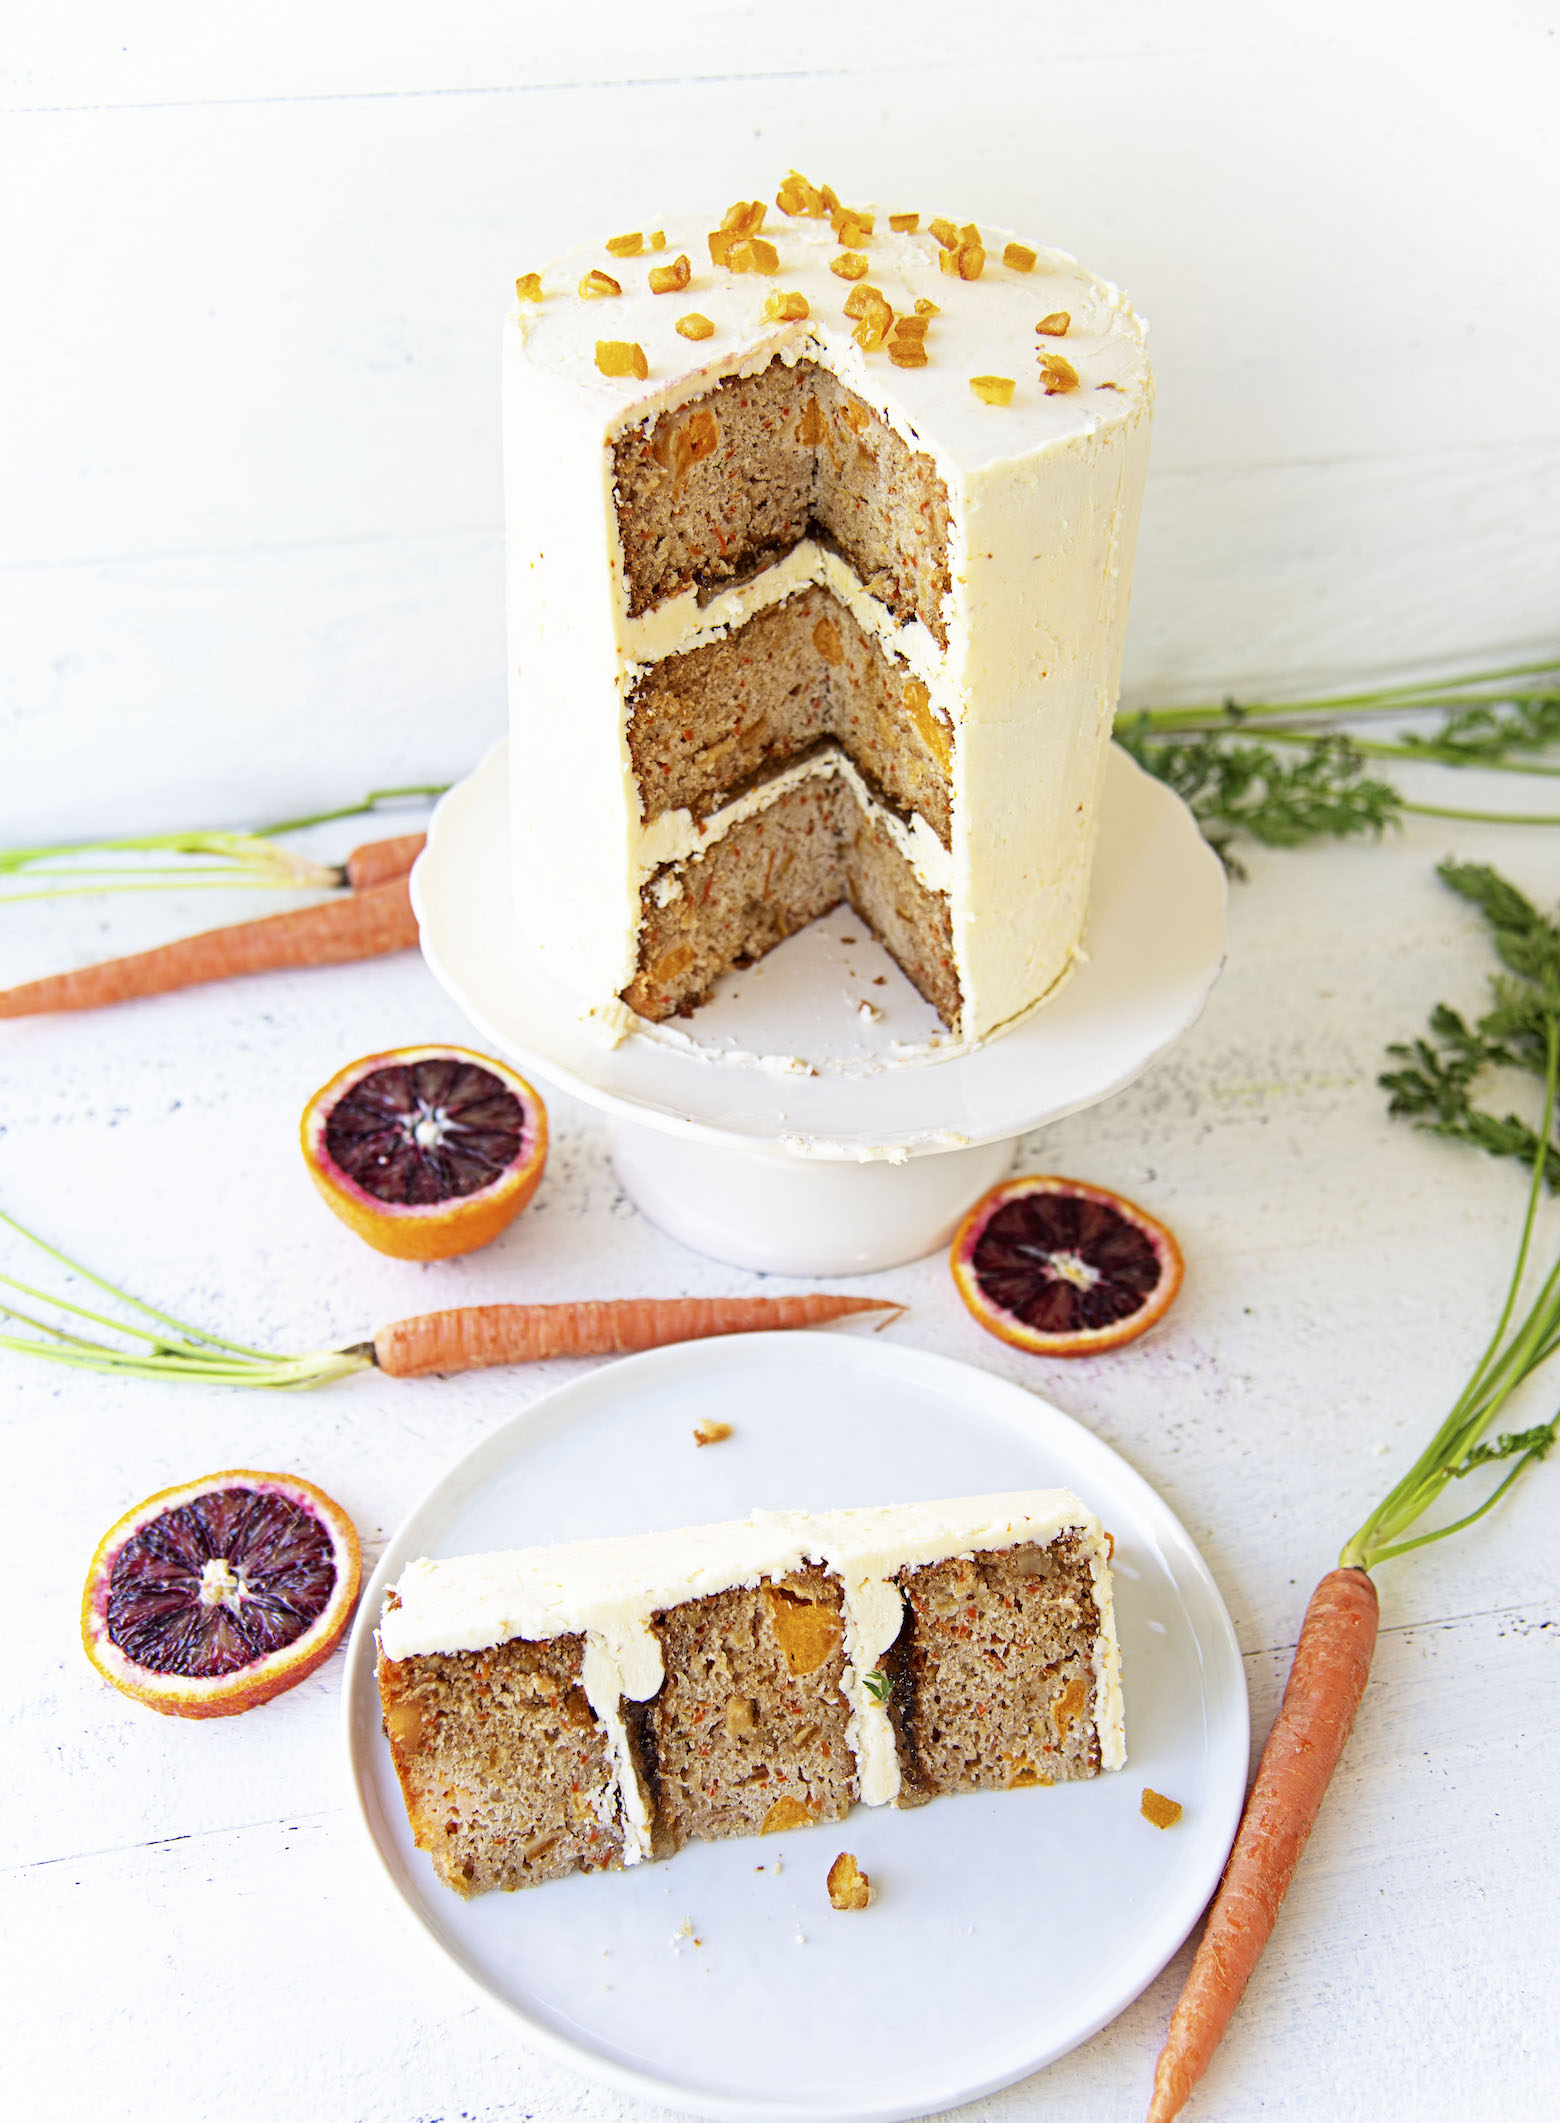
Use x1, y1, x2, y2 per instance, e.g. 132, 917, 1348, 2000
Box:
410, 742, 1227, 1274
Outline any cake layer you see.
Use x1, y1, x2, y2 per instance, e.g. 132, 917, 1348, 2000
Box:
628, 582, 953, 845
614, 361, 953, 644
377, 1490, 1125, 1892
621, 767, 958, 1024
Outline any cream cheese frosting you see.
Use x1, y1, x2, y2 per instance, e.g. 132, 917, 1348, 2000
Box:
379, 1487, 1125, 1860
503, 199, 1152, 1045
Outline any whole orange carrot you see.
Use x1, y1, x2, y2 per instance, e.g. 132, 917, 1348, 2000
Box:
344, 832, 425, 890
0, 872, 418, 1017
1145, 1567, 1379, 2123
372, 1294, 899, 1377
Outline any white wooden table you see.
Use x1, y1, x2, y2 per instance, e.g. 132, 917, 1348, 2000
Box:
6, 8, 1559, 2120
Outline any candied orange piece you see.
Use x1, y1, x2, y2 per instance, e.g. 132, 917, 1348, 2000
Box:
794, 394, 826, 445
764, 1584, 844, 1676
969, 374, 1015, 405
831, 251, 870, 281
606, 232, 643, 256
888, 340, 929, 368
960, 222, 982, 247
764, 289, 810, 321
649, 254, 692, 294
761, 1795, 814, 1834
1049, 1672, 1089, 1738
1142, 1788, 1184, 1830
914, 297, 940, 315
649, 230, 666, 250
1036, 309, 1072, 336
595, 339, 648, 381
888, 211, 919, 232
939, 242, 984, 280
514, 273, 543, 301
813, 616, 844, 664
826, 1852, 873, 1910
929, 216, 960, 249
831, 207, 874, 246
722, 199, 766, 235
903, 678, 951, 770
1003, 241, 1037, 272
579, 268, 622, 299
707, 228, 735, 267
676, 312, 716, 341
1039, 350, 1080, 393
693, 1419, 733, 1446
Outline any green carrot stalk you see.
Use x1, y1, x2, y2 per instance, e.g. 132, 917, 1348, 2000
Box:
1, 784, 447, 903
1146, 861, 1560, 2122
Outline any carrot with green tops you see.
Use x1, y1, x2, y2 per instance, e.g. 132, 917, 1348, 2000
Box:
0, 1210, 902, 1386
343, 832, 425, 890
0, 868, 418, 1018
1145, 861, 1560, 2121
370, 1295, 899, 1376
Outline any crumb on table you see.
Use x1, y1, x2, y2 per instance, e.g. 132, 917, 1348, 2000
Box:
693, 1419, 733, 1446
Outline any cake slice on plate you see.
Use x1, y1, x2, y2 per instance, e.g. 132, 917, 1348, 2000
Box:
376, 1489, 1125, 1895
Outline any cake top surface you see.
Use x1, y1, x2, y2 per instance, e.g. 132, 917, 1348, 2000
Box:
378, 1487, 1101, 1661
508, 181, 1150, 475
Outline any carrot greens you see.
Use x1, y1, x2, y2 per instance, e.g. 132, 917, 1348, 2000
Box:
1118, 658, 1560, 866
1, 784, 447, 904
1341, 861, 1560, 1569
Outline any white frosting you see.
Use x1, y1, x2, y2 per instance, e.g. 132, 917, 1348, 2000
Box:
503, 204, 1151, 1044
379, 1488, 1125, 1860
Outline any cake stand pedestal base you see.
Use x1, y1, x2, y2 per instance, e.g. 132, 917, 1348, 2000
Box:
609, 1119, 1015, 1276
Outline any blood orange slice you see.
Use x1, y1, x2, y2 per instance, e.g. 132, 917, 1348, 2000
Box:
81, 1469, 361, 1718
300, 1044, 547, 1260
950, 1175, 1184, 1357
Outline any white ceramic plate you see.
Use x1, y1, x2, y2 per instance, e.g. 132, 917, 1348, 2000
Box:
343, 1334, 1247, 2123
410, 741, 1227, 1159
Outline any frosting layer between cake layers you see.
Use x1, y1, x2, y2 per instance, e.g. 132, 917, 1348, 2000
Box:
379, 1487, 1125, 1861
503, 206, 1152, 1045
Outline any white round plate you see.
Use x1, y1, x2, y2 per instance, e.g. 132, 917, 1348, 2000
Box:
343, 1333, 1248, 2123
410, 741, 1227, 1159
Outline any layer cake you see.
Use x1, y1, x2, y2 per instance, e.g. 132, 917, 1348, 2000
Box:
504, 178, 1152, 1046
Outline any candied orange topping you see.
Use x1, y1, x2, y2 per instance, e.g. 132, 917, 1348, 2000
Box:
929, 216, 960, 250
831, 251, 870, 282
831, 207, 874, 246
1036, 309, 1071, 336
745, 236, 780, 273
845, 284, 894, 352
813, 615, 844, 664
1039, 350, 1080, 393
887, 340, 929, 368
649, 230, 666, 250
914, 297, 939, 315
892, 313, 929, 339
969, 375, 1015, 405
595, 340, 648, 380
888, 211, 919, 232
818, 181, 841, 214
579, 268, 622, 299
514, 273, 543, 301
707, 228, 735, 267
1003, 241, 1037, 272
826, 1852, 873, 1911
648, 254, 692, 294
960, 222, 982, 247
764, 289, 810, 321
676, 312, 716, 340
939, 242, 985, 280
721, 199, 767, 236
606, 232, 643, 256
1142, 1788, 1184, 1830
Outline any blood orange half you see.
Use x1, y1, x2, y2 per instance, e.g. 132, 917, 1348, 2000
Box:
300, 1044, 548, 1260
81, 1469, 361, 1718
950, 1175, 1184, 1357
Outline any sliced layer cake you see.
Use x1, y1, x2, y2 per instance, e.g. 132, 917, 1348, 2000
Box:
376, 1489, 1124, 1896
503, 176, 1152, 1045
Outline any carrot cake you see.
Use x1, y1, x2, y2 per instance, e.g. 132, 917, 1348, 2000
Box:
504, 174, 1152, 1046
376, 1488, 1124, 1895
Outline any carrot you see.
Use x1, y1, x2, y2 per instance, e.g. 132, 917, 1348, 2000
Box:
0, 871, 418, 1017
1144, 1567, 1379, 2123
372, 1294, 900, 1377
344, 832, 425, 891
